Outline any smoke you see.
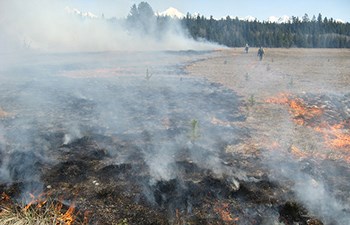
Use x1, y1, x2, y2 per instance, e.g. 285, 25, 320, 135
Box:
0, 0, 224, 198
263, 106, 350, 225
0, 0, 220, 53
0, 45, 243, 207
265, 149, 350, 224
0, 1, 239, 219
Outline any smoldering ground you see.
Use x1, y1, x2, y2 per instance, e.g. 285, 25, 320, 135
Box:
0, 1, 235, 220
0, 6, 281, 218
0, 50, 254, 224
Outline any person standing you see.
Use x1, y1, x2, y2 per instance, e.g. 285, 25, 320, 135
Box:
257, 47, 265, 60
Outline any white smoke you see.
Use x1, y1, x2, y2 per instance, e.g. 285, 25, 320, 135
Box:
265, 149, 350, 224
0, 0, 220, 53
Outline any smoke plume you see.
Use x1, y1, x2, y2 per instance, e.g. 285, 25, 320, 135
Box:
0, 0, 219, 53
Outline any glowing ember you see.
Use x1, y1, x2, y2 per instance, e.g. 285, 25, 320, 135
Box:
290, 145, 308, 159
316, 122, 350, 149
265, 93, 290, 104
1, 193, 10, 203
0, 107, 11, 118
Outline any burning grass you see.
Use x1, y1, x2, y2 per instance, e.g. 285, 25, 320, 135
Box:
266, 92, 350, 163
0, 192, 86, 225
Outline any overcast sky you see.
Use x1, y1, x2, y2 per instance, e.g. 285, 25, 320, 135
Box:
68, 0, 349, 22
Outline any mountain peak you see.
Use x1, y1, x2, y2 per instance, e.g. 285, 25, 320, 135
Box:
65, 6, 98, 19
158, 7, 185, 18
242, 15, 257, 22
266, 15, 291, 23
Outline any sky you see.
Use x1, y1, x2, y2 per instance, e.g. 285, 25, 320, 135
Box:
68, 0, 350, 22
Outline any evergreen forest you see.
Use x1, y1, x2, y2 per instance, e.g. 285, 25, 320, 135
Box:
182, 13, 350, 48
126, 2, 350, 48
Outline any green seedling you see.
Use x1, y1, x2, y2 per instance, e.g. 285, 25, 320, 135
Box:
145, 68, 153, 81
248, 94, 256, 106
190, 119, 200, 141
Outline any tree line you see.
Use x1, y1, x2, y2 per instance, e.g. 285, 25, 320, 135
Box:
125, 2, 350, 48
182, 13, 350, 48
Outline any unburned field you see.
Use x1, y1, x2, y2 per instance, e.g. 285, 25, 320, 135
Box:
188, 48, 350, 97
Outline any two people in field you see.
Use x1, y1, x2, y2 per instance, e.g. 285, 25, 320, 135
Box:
244, 44, 265, 60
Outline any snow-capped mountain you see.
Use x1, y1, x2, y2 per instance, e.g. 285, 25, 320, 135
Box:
65, 6, 98, 19
241, 15, 257, 22
335, 19, 345, 23
158, 7, 185, 18
266, 15, 291, 23
266, 16, 279, 23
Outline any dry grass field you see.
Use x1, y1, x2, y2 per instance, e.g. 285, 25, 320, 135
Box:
187, 48, 350, 99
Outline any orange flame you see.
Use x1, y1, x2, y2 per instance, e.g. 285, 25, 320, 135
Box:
266, 94, 323, 125
315, 122, 350, 149
288, 98, 324, 125
214, 202, 239, 222
59, 201, 76, 225
20, 192, 78, 224
23, 192, 50, 211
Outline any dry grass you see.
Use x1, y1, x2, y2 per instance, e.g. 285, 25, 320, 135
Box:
0, 195, 81, 225
187, 48, 350, 99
